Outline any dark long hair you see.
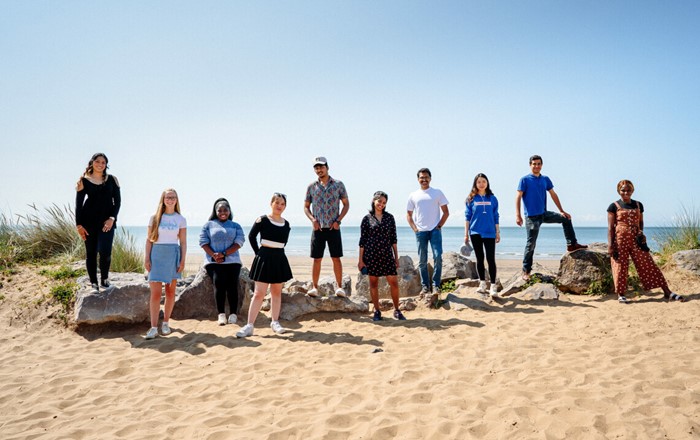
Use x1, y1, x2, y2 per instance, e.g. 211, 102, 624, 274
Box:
209, 198, 232, 221
84, 152, 109, 181
369, 191, 389, 216
466, 173, 494, 203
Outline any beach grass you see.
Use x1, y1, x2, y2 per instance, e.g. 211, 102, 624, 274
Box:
654, 205, 700, 265
0, 204, 143, 271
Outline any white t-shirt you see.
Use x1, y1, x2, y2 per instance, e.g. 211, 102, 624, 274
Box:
406, 187, 449, 231
151, 213, 187, 244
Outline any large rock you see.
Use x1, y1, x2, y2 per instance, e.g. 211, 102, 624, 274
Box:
354, 256, 422, 299
74, 273, 151, 324
441, 252, 478, 281
272, 291, 368, 321
315, 274, 352, 296
512, 283, 560, 300
672, 249, 700, 276
74, 266, 253, 325
557, 242, 611, 294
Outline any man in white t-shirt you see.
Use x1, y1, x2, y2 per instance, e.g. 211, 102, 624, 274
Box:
407, 168, 449, 303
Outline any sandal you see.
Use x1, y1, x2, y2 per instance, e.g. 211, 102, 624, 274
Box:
665, 292, 686, 302
618, 295, 629, 303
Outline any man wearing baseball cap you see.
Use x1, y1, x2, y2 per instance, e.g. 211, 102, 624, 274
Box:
304, 156, 350, 297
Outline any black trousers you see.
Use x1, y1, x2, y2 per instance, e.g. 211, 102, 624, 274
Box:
85, 226, 115, 284
470, 234, 497, 283
206, 263, 242, 314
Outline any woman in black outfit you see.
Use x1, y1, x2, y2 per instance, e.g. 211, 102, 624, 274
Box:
75, 153, 121, 291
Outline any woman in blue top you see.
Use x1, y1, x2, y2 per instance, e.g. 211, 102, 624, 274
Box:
464, 173, 500, 298
199, 198, 246, 326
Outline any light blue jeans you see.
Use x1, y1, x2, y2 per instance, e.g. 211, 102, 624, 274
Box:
416, 228, 443, 290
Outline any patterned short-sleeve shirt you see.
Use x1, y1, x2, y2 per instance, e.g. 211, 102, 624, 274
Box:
305, 177, 348, 228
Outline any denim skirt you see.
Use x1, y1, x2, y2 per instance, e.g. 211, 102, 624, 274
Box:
148, 243, 182, 283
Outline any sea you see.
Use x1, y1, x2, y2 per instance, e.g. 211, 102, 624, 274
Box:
120, 226, 670, 261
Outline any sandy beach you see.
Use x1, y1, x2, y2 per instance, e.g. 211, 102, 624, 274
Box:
1, 257, 698, 439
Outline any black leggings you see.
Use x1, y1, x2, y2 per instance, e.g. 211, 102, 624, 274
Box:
85, 226, 115, 284
470, 234, 497, 283
206, 263, 241, 314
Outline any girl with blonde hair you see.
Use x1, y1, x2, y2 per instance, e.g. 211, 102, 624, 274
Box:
144, 188, 187, 339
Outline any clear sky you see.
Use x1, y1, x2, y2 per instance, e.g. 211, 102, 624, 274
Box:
1, 1, 698, 228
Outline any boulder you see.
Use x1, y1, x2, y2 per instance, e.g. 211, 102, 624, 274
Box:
671, 249, 700, 276
272, 291, 368, 321
354, 256, 422, 299
500, 271, 554, 297
512, 283, 561, 300
313, 275, 352, 296
74, 273, 151, 324
557, 242, 611, 294
441, 252, 478, 281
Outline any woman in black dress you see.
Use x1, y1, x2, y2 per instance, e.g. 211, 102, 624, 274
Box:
358, 191, 405, 321
236, 193, 293, 338
75, 153, 121, 291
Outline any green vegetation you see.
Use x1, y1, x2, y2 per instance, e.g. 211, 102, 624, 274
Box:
39, 265, 86, 280
0, 204, 142, 270
440, 279, 457, 293
654, 205, 700, 265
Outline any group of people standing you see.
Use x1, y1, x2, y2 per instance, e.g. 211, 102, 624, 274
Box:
74, 153, 685, 340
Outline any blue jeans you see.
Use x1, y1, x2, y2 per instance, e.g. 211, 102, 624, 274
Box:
523, 211, 577, 273
416, 228, 443, 289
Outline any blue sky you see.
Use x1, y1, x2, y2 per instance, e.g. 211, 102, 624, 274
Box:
1, 1, 698, 228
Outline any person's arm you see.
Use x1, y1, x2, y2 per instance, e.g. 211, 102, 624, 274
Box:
304, 200, 320, 231
464, 200, 472, 243
392, 243, 399, 268
334, 196, 349, 230
103, 175, 121, 233
406, 210, 418, 233
493, 196, 500, 243
464, 220, 470, 243
248, 218, 262, 255
75, 179, 88, 240
144, 222, 154, 272
437, 205, 449, 229
515, 190, 524, 226
177, 227, 187, 273
639, 211, 644, 232
548, 189, 571, 219
358, 216, 367, 270
607, 211, 617, 258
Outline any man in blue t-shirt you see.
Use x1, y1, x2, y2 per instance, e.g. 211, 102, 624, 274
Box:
515, 155, 587, 280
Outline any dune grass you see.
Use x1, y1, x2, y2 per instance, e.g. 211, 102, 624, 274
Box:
0, 204, 143, 271
654, 205, 700, 265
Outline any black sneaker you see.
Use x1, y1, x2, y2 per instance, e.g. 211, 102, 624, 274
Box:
100, 279, 111, 288
393, 310, 406, 320
372, 310, 382, 321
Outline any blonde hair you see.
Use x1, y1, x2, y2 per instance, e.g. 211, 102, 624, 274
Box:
148, 188, 180, 242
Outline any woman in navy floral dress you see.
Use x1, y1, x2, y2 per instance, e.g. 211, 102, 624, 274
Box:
358, 191, 406, 321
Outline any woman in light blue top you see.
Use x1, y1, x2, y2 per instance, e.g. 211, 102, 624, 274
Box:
464, 173, 500, 298
144, 188, 187, 340
199, 198, 245, 326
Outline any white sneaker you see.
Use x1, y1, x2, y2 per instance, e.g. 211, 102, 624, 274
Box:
335, 288, 347, 298
307, 288, 319, 297
236, 324, 254, 338
228, 314, 237, 324
477, 281, 487, 294
145, 327, 159, 339
490, 284, 500, 298
270, 321, 286, 334
161, 322, 171, 335
217, 313, 226, 325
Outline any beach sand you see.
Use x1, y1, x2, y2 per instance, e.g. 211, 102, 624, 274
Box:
1, 257, 698, 439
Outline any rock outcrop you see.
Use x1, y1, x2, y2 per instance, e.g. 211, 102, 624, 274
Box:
557, 243, 611, 294
354, 256, 422, 299
671, 249, 700, 276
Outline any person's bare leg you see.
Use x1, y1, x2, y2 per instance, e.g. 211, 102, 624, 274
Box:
331, 257, 343, 287
270, 283, 283, 321
247, 282, 269, 324
163, 280, 176, 322
387, 275, 400, 310
149, 282, 163, 328
312, 258, 322, 288
369, 276, 380, 311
